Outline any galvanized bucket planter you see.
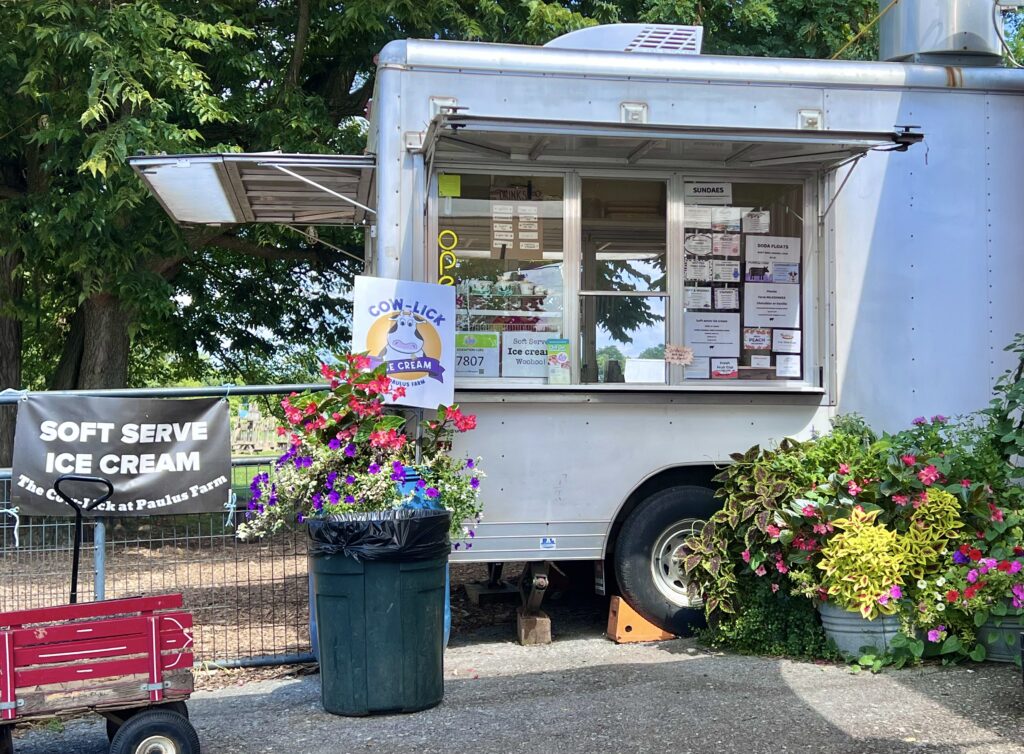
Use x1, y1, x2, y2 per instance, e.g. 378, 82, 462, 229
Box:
977, 612, 1024, 663
818, 602, 901, 656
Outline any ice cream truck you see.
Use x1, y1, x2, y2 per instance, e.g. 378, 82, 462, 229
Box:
131, 2, 1024, 634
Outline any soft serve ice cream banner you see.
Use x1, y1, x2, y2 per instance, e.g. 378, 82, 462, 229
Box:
352, 275, 455, 410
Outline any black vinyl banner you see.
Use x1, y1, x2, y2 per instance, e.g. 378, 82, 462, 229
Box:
11, 395, 231, 516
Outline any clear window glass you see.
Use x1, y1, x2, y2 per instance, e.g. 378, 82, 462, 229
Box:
438, 174, 564, 380
580, 178, 668, 384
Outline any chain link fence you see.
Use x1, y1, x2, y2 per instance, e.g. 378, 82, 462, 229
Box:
0, 418, 316, 668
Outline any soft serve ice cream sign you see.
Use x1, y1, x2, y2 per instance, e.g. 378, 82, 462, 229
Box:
352, 275, 455, 409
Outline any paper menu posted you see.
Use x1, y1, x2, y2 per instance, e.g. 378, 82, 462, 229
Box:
685, 313, 740, 357
712, 260, 740, 283
772, 329, 802, 354
684, 205, 714, 229
711, 358, 738, 379
684, 357, 710, 380
712, 233, 740, 257
776, 354, 802, 378
685, 286, 712, 309
746, 235, 801, 265
685, 257, 712, 282
743, 327, 772, 352
684, 233, 713, 256
455, 332, 500, 377
742, 210, 770, 234
745, 261, 799, 284
711, 207, 742, 232
714, 288, 739, 310
743, 283, 800, 328
750, 355, 772, 368
501, 331, 556, 378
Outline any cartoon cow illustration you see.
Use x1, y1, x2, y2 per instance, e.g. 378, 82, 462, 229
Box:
747, 265, 770, 281
379, 310, 426, 361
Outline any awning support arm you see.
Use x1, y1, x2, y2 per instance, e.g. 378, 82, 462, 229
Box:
818, 153, 865, 225
283, 224, 365, 265
260, 163, 377, 217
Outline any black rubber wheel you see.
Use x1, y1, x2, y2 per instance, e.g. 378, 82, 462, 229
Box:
107, 703, 190, 742
613, 485, 718, 636
109, 709, 199, 754
0, 724, 13, 754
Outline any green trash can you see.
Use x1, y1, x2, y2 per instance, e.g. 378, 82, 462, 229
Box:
308, 509, 450, 716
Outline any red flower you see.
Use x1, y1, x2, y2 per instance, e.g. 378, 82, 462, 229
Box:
838, 463, 850, 475
1015, 546, 1024, 556
958, 544, 971, 555
945, 589, 960, 603
964, 583, 985, 600
801, 505, 817, 517
998, 560, 1013, 572
900, 454, 917, 466
766, 524, 781, 537
276, 426, 287, 437
445, 406, 477, 432
320, 363, 336, 379
961, 478, 972, 488
969, 548, 983, 562
989, 503, 1005, 523
917, 465, 940, 486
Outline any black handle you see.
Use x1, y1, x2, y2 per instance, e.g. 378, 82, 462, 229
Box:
53, 474, 114, 512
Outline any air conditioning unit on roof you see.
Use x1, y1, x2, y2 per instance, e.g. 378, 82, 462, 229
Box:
544, 24, 704, 55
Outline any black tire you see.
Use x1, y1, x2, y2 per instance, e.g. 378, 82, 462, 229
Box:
107, 702, 190, 742
613, 485, 718, 636
0, 724, 13, 754
109, 709, 199, 754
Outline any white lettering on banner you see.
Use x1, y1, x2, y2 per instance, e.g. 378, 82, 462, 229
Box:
366, 297, 447, 326
39, 421, 116, 443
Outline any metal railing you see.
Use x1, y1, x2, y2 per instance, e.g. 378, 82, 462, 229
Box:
0, 384, 329, 668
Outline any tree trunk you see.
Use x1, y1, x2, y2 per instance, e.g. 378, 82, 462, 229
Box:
0, 249, 23, 467
49, 306, 85, 390
76, 294, 131, 389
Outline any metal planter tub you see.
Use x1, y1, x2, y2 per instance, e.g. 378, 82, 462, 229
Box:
818, 602, 901, 656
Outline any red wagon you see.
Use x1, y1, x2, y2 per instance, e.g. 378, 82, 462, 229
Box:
0, 475, 200, 754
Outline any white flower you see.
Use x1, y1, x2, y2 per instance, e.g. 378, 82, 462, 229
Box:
936, 577, 946, 587
935, 602, 946, 612
917, 580, 928, 590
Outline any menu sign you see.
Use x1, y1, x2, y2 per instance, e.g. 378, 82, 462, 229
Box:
685, 313, 740, 357
490, 190, 544, 260
743, 284, 800, 329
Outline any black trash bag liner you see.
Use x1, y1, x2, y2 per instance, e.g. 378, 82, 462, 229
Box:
307, 508, 451, 562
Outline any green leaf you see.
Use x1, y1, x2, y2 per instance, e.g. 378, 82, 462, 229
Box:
939, 635, 963, 655
969, 644, 987, 662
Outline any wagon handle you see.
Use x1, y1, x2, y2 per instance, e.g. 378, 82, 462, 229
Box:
52, 475, 114, 605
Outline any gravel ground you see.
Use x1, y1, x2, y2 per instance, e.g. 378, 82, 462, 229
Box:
10, 591, 1024, 754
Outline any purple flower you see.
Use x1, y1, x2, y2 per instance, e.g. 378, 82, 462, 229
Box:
328, 437, 342, 451
345, 474, 356, 485
391, 462, 406, 482
297, 513, 305, 523
953, 550, 970, 565
368, 463, 381, 475
425, 487, 440, 499
1010, 561, 1023, 574
470, 477, 480, 490
889, 585, 903, 600
311, 494, 323, 511
247, 500, 256, 511
465, 458, 475, 469
912, 416, 927, 426
327, 471, 338, 489
468, 529, 475, 538
344, 443, 357, 458
328, 490, 340, 505
417, 479, 427, 489
294, 455, 312, 469
966, 569, 979, 583
344, 494, 355, 504
927, 626, 945, 643
931, 415, 948, 424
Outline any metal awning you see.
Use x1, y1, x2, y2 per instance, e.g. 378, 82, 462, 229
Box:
425, 114, 923, 171
128, 153, 376, 226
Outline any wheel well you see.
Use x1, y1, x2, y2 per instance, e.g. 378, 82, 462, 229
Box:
605, 465, 720, 560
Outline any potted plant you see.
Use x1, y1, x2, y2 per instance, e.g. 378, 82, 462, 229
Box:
238, 354, 484, 715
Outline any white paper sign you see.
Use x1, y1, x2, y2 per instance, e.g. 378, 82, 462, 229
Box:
353, 276, 456, 409
712, 260, 741, 283
685, 205, 713, 229
776, 354, 802, 378
711, 358, 738, 379
712, 207, 742, 232
772, 329, 802, 354
684, 234, 713, 256
685, 313, 740, 357
502, 332, 557, 378
684, 182, 732, 205
750, 355, 772, 368
713, 234, 740, 257
714, 288, 739, 310
455, 332, 500, 377
684, 357, 710, 380
685, 257, 712, 281
746, 235, 801, 265
742, 210, 771, 234
743, 283, 801, 328
685, 286, 712, 310
743, 327, 772, 351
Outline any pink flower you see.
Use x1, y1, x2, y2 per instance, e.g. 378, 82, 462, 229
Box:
838, 463, 850, 475
889, 585, 903, 600
741, 550, 751, 563
966, 569, 979, 583
801, 504, 817, 518
961, 479, 972, 488
892, 494, 910, 506
927, 626, 946, 643
989, 503, 1005, 523
877, 593, 890, 605
766, 524, 781, 538
917, 465, 940, 486
754, 565, 767, 577
847, 481, 862, 496
771, 583, 780, 593
775, 559, 789, 575
901, 454, 917, 466
1010, 561, 1023, 575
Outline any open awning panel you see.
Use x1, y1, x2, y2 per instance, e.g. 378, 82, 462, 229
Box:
129, 153, 376, 227
429, 114, 923, 172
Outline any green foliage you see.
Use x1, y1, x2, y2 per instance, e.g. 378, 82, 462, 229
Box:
700, 575, 833, 658
985, 333, 1024, 470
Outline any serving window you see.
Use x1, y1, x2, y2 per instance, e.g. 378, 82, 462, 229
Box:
434, 170, 813, 389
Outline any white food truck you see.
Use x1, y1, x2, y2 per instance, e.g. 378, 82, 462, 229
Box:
132, 1, 1024, 634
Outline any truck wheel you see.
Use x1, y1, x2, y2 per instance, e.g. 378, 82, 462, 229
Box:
109, 709, 199, 754
613, 485, 717, 636
107, 702, 189, 742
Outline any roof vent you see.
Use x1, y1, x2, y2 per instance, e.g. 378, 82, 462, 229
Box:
544, 23, 703, 55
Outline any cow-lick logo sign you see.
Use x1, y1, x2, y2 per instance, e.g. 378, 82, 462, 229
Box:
11, 396, 231, 516
352, 275, 455, 410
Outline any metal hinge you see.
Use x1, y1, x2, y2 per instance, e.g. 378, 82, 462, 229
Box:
140, 682, 171, 692
0, 699, 24, 711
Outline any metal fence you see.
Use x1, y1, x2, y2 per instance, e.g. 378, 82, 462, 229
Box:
0, 385, 325, 668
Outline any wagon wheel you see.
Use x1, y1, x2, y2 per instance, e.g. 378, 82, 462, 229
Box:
0, 725, 12, 754
106, 703, 190, 743
109, 709, 199, 754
